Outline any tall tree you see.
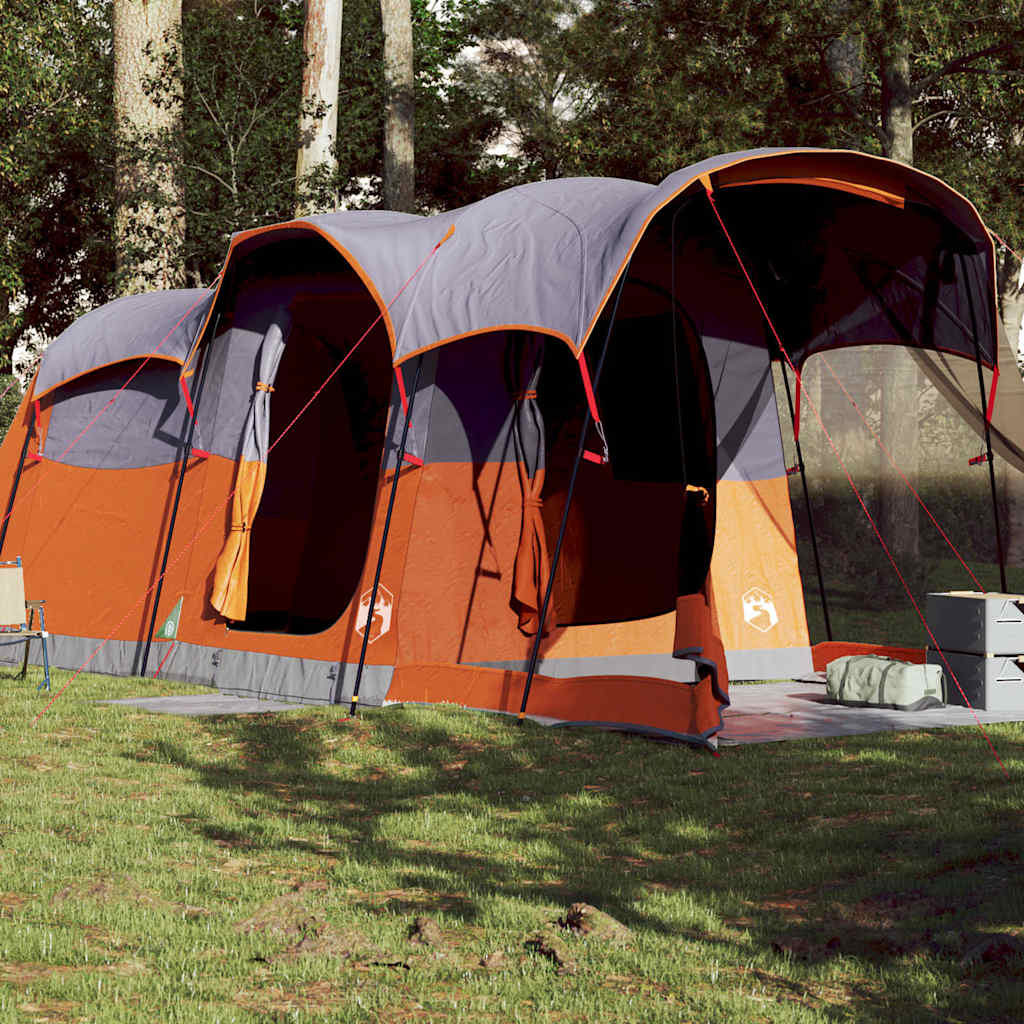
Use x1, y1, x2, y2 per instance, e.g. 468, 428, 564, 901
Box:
296, 0, 344, 214
876, 28, 922, 565
799, 1, 1024, 569
114, 0, 186, 293
0, 1, 114, 371
381, 0, 415, 210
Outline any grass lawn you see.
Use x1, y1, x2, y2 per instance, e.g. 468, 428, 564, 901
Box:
1, 668, 1022, 1023
801, 558, 1024, 648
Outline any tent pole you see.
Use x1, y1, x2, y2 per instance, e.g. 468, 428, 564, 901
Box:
779, 361, 833, 642
347, 354, 424, 715
0, 403, 36, 558
669, 203, 689, 492
961, 254, 1007, 592
518, 268, 630, 721
138, 324, 216, 676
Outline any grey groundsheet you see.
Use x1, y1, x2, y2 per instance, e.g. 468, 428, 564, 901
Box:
100, 695, 305, 716
101, 682, 1024, 745
718, 680, 1023, 746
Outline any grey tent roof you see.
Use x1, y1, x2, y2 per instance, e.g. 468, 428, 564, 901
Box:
35, 148, 999, 398
36, 288, 215, 399
204, 147, 996, 370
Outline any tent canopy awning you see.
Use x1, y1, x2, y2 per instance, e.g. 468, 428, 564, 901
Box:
35, 289, 215, 399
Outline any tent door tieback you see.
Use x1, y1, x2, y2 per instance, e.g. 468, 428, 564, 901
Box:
255, 382, 275, 393
985, 364, 999, 425
577, 354, 609, 465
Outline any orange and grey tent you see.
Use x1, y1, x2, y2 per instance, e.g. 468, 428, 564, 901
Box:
0, 148, 1001, 747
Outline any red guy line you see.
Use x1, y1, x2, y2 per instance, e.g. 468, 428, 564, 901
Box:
706, 185, 1009, 780
152, 640, 177, 678
33, 226, 455, 722
989, 229, 1023, 264
1, 288, 214, 537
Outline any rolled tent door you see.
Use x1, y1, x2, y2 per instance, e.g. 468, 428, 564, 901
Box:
509, 336, 552, 635
211, 311, 291, 620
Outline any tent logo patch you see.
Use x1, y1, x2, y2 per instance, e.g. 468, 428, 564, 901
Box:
356, 585, 393, 644
154, 597, 183, 641
742, 587, 779, 633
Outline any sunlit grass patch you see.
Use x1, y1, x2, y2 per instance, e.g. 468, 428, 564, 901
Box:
0, 667, 1022, 1021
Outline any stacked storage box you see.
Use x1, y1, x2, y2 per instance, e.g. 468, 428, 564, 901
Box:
926, 591, 1024, 711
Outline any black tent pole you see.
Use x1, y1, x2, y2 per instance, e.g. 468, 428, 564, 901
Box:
0, 402, 36, 558
518, 267, 630, 721
138, 325, 216, 676
960, 255, 1007, 591
669, 203, 689, 492
779, 360, 833, 641
347, 353, 424, 715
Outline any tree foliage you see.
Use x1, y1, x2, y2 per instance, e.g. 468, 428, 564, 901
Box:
0, 1, 114, 370
1, 0, 1021, 367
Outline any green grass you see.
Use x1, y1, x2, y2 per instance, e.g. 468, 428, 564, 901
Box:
1, 668, 1022, 1022
801, 557, 1024, 648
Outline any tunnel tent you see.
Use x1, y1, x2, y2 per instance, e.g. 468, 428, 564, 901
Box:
0, 147, 1003, 746
2, 192, 725, 742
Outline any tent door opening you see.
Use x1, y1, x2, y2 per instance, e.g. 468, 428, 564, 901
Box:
538, 302, 717, 626
229, 300, 392, 635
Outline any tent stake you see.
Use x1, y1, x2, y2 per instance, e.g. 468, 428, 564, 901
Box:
779, 361, 833, 641
961, 255, 1007, 592
347, 354, 424, 714
518, 269, 630, 721
0, 403, 36, 557
138, 322, 216, 676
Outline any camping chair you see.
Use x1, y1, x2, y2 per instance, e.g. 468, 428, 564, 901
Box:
0, 557, 51, 692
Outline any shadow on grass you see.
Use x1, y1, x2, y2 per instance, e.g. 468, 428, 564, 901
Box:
128, 707, 1024, 1023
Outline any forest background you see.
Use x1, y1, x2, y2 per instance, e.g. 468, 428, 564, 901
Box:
1, 0, 1023, 637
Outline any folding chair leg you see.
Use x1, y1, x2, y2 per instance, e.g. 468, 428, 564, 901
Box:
20, 607, 33, 679
37, 633, 51, 692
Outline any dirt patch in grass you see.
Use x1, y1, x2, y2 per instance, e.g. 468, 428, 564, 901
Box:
50, 876, 208, 920
15, 755, 59, 772
237, 881, 404, 966
235, 884, 327, 941
1, 959, 148, 985
409, 915, 445, 946
15, 999, 80, 1023
215, 855, 269, 875
277, 925, 397, 964
850, 888, 968, 930
346, 886, 475, 916
0, 891, 29, 915
234, 980, 344, 1016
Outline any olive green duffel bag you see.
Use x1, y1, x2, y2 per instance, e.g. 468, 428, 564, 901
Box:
825, 655, 944, 711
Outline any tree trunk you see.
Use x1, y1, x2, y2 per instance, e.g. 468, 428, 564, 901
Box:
381, 0, 415, 212
825, 4, 863, 104
877, 37, 920, 563
113, 0, 185, 294
878, 350, 921, 562
880, 40, 914, 165
296, 0, 343, 216
998, 249, 1024, 563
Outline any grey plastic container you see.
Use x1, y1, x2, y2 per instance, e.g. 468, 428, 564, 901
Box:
926, 648, 1024, 712
926, 591, 1024, 656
